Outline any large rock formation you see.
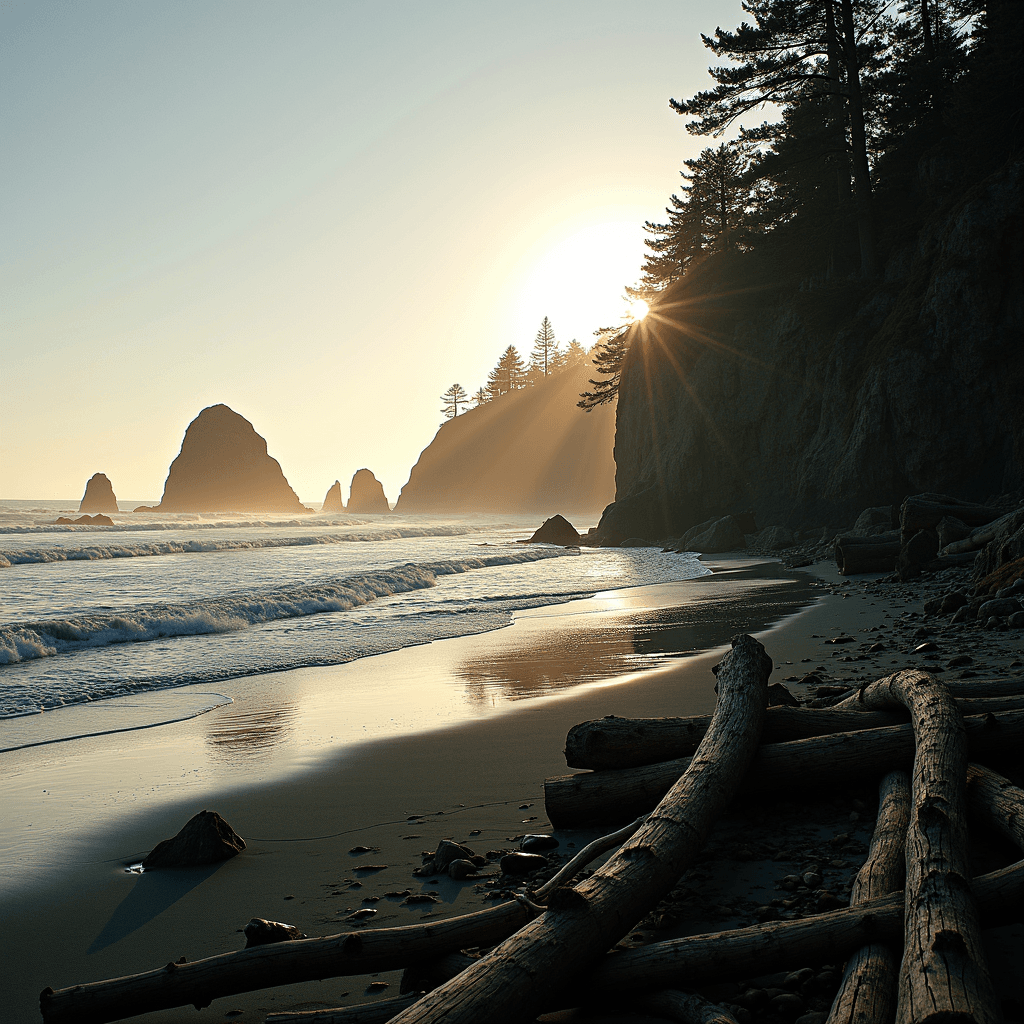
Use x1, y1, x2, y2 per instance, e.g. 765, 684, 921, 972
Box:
79, 473, 118, 514
347, 469, 391, 513
151, 405, 304, 513
322, 480, 345, 512
396, 361, 616, 514
596, 160, 1023, 544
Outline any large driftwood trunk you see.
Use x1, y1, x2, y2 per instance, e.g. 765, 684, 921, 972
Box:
967, 763, 1024, 849
565, 695, 1024, 770
546, 709, 1024, 828
388, 634, 774, 1024
843, 670, 1000, 1024
827, 770, 910, 1024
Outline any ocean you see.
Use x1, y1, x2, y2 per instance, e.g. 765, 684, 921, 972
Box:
0, 501, 714, 736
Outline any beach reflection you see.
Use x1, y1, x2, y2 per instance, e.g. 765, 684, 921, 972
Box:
205, 697, 299, 759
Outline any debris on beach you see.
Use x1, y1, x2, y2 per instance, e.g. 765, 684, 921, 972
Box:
242, 918, 305, 948
140, 809, 245, 869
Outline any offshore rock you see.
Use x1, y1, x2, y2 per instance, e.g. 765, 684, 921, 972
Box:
347, 469, 391, 513
79, 473, 118, 514
322, 480, 345, 512
142, 810, 246, 869
55, 514, 114, 526
524, 515, 580, 546
152, 405, 304, 513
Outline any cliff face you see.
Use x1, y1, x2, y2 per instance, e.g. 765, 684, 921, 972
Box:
79, 473, 118, 514
154, 405, 305, 513
600, 160, 1023, 544
396, 362, 616, 514
347, 469, 391, 513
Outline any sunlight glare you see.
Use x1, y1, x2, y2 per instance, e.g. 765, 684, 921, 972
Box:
628, 299, 650, 322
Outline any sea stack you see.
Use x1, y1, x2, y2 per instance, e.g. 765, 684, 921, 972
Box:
79, 473, 118, 514
322, 480, 345, 512
151, 405, 304, 513
347, 469, 391, 513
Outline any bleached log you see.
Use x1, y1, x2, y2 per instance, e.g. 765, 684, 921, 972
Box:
266, 993, 421, 1023
564, 695, 1024, 770
840, 670, 999, 1024
827, 770, 910, 1024
388, 634, 774, 1024
545, 708, 1024, 828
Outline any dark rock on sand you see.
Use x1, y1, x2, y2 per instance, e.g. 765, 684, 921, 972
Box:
243, 918, 305, 948
520, 834, 559, 853
142, 809, 245, 868
152, 405, 305, 513
767, 683, 800, 707
55, 514, 114, 526
524, 515, 580, 546
79, 473, 118, 514
322, 480, 345, 512
686, 515, 747, 554
500, 852, 548, 876
347, 469, 391, 513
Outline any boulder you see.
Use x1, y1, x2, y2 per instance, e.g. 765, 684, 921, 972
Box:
321, 480, 345, 512
243, 918, 306, 948
758, 525, 795, 551
852, 506, 895, 534
142, 810, 246, 869
347, 469, 391, 513
79, 473, 118, 514
152, 405, 304, 513
936, 515, 971, 549
55, 514, 114, 526
898, 529, 941, 580
687, 515, 746, 553
523, 514, 580, 546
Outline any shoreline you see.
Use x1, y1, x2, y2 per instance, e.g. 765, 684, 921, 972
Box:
4, 555, 1022, 1022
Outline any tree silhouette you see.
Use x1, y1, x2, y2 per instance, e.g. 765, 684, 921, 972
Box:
530, 316, 559, 377
487, 346, 527, 397
471, 386, 490, 408
578, 326, 629, 411
440, 383, 469, 420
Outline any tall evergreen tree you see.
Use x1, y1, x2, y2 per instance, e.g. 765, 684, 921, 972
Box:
487, 346, 527, 397
471, 386, 490, 408
530, 316, 559, 376
578, 327, 628, 410
440, 383, 469, 420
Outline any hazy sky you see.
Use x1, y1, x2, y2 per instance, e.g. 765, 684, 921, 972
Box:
1, 0, 746, 503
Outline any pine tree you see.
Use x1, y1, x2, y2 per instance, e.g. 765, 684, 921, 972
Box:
529, 316, 559, 376
440, 383, 469, 420
487, 346, 527, 397
578, 327, 628, 410
471, 386, 490, 408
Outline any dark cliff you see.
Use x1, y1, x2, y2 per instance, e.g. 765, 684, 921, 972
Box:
598, 160, 1023, 545
396, 361, 616, 514
152, 405, 305, 513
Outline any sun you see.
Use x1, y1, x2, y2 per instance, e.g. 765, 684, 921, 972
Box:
628, 299, 650, 322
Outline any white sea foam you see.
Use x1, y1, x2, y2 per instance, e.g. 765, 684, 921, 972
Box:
0, 548, 571, 666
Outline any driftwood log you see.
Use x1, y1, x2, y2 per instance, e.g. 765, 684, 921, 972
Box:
387, 634, 774, 1024
835, 538, 900, 575
633, 989, 738, 1023
841, 670, 999, 1024
900, 495, 1000, 541
826, 769, 910, 1024
546, 708, 1024, 828
564, 695, 1024, 770
266, 993, 421, 1023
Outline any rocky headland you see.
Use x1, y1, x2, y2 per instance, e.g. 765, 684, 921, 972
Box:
141, 404, 305, 513
346, 469, 391, 513
78, 473, 118, 514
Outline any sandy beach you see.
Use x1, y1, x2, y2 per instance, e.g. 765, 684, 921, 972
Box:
4, 555, 1023, 1024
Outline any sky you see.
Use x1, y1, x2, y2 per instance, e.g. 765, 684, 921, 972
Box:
1, 0, 747, 504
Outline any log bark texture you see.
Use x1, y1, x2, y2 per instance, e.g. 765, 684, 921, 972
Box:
842, 670, 1000, 1024
634, 989, 738, 1023
546, 708, 1024, 828
827, 769, 910, 1024
388, 634, 774, 1024
564, 696, 1024, 770
967, 763, 1024, 849
266, 993, 421, 1024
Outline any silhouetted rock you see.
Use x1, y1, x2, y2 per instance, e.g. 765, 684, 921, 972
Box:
243, 918, 306, 948
322, 480, 345, 512
55, 514, 114, 526
79, 473, 118, 514
347, 469, 391, 513
396, 362, 615, 514
687, 515, 746, 553
151, 405, 304, 513
142, 809, 246, 869
523, 515, 580, 546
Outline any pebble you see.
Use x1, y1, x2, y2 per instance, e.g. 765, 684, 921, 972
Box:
500, 852, 548, 876
447, 859, 477, 880
771, 991, 805, 1015
520, 834, 559, 853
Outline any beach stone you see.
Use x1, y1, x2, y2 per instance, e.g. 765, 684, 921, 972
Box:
447, 859, 477, 880
771, 992, 805, 1016
1009, 611, 1024, 628
142, 810, 245, 869
243, 918, 305, 947
979, 597, 1022, 619
853, 506, 895, 534
500, 852, 548, 876
524, 514, 581, 546
940, 591, 968, 614
801, 871, 822, 888
768, 683, 800, 707
520, 834, 559, 853
430, 839, 475, 873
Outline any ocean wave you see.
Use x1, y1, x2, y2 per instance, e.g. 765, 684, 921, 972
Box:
0, 525, 491, 567
0, 548, 572, 665
0, 514, 375, 535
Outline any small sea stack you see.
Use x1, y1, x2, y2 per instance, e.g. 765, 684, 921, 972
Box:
347, 469, 391, 513
79, 473, 118, 514
322, 480, 345, 512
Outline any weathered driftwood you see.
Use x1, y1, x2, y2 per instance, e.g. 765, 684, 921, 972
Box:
900, 495, 1000, 540
388, 634, 773, 1024
564, 695, 1024, 770
546, 708, 1024, 828
967, 763, 1024, 849
943, 508, 1022, 555
266, 993, 421, 1023
533, 814, 647, 897
634, 989, 738, 1023
843, 670, 999, 1024
836, 539, 900, 575
827, 769, 910, 1024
